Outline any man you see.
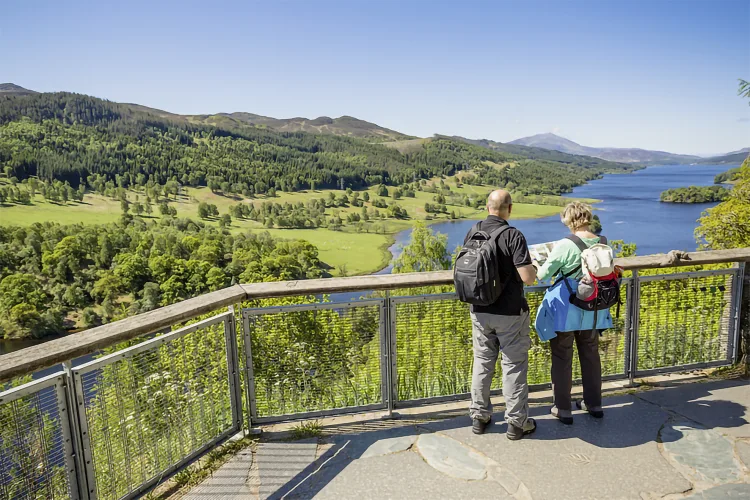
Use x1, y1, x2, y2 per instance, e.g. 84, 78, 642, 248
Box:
466, 189, 538, 440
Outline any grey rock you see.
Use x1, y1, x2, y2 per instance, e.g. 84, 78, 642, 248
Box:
684, 483, 750, 499
306, 448, 510, 499
435, 395, 691, 499
736, 440, 750, 470
637, 379, 750, 439
660, 422, 742, 484
360, 434, 417, 458
416, 432, 490, 481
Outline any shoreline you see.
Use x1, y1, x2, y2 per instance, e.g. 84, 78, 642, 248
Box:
369, 199, 585, 274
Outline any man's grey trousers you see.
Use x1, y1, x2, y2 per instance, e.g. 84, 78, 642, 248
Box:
469, 310, 531, 428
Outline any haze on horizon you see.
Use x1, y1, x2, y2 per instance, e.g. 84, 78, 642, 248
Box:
2, 0, 748, 156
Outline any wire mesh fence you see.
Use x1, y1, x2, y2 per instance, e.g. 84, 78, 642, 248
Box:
526, 284, 628, 383
392, 285, 629, 405
635, 270, 737, 374
0, 265, 744, 500
0, 374, 75, 500
72, 312, 237, 500
242, 300, 385, 422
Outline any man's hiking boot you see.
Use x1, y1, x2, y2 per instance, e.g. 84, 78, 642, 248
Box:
472, 416, 492, 435
507, 417, 536, 440
576, 400, 604, 419
551, 406, 574, 425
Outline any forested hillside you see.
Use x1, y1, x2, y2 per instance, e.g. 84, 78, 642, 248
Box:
0, 92, 632, 198
0, 218, 324, 340
0, 90, 639, 341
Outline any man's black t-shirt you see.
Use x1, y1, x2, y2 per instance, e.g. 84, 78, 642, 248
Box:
463, 215, 532, 316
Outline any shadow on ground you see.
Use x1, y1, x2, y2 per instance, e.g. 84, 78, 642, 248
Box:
187, 378, 750, 499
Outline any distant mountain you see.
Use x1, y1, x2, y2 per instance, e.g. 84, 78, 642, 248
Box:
442, 135, 635, 170
509, 133, 701, 165
723, 147, 750, 156
0, 83, 37, 96
694, 150, 750, 165
219, 112, 414, 142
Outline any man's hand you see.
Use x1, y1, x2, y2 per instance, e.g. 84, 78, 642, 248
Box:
516, 264, 537, 286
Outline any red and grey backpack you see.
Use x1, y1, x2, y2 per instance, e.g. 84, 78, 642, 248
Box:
561, 235, 622, 330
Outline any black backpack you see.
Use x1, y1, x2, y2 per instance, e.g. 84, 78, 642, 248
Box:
453, 223, 511, 305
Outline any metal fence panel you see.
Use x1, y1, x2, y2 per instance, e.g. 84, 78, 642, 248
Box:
0, 373, 76, 500
634, 270, 737, 375
71, 312, 237, 500
242, 300, 385, 423
392, 285, 629, 406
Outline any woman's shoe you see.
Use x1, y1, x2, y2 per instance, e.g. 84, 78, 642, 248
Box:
576, 400, 604, 418
551, 406, 573, 425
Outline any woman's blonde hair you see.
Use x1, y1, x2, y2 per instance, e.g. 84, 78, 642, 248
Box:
561, 201, 593, 231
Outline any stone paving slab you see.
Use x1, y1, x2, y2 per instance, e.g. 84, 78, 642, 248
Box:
637, 379, 750, 438
660, 422, 743, 484
256, 440, 319, 499
419, 395, 692, 500
298, 449, 512, 500
416, 433, 490, 481
736, 440, 750, 470
359, 434, 416, 459
184, 379, 750, 500
183, 449, 254, 499
683, 483, 750, 499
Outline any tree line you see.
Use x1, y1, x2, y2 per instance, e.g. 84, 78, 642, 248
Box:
1, 92, 632, 200
0, 217, 325, 339
660, 185, 729, 203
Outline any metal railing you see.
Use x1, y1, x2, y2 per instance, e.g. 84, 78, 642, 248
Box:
0, 249, 748, 500
0, 374, 76, 500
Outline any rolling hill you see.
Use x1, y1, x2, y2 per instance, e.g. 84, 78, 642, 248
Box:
0, 83, 37, 96
695, 150, 750, 165
438, 135, 635, 171
219, 112, 413, 142
509, 132, 701, 165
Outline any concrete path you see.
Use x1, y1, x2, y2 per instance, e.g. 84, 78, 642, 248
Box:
184, 378, 750, 499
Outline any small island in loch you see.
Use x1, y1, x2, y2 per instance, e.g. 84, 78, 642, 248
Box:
659, 185, 729, 203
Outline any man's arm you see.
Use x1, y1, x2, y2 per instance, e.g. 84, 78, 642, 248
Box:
516, 264, 537, 286
507, 229, 537, 285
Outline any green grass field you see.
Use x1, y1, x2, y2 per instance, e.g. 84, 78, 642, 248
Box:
0, 174, 596, 275
258, 228, 394, 276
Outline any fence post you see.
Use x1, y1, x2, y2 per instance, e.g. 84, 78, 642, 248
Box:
731, 262, 746, 364
379, 293, 392, 417
71, 369, 97, 499
241, 311, 261, 433
224, 306, 243, 433
626, 270, 641, 386
58, 365, 85, 500
381, 291, 401, 417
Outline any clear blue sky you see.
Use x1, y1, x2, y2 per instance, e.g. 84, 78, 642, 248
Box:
2, 0, 748, 155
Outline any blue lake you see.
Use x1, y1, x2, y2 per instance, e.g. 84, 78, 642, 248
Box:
383, 163, 736, 270
2, 163, 737, 368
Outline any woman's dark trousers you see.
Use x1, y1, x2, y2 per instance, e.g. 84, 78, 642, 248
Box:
550, 330, 602, 416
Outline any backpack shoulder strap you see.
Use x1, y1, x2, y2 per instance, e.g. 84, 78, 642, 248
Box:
561, 234, 587, 279
488, 224, 512, 240
466, 222, 482, 239
599, 235, 608, 245
566, 234, 589, 253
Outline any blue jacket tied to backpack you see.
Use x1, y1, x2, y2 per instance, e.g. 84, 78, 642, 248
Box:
534, 276, 614, 341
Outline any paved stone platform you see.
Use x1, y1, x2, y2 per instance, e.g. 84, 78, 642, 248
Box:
184, 378, 750, 499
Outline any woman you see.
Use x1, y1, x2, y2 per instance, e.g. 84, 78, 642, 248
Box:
534, 202, 613, 425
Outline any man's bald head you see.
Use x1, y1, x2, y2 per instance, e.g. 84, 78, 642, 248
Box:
487, 189, 513, 218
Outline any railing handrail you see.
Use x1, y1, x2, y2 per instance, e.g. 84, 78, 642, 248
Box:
1, 247, 749, 383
